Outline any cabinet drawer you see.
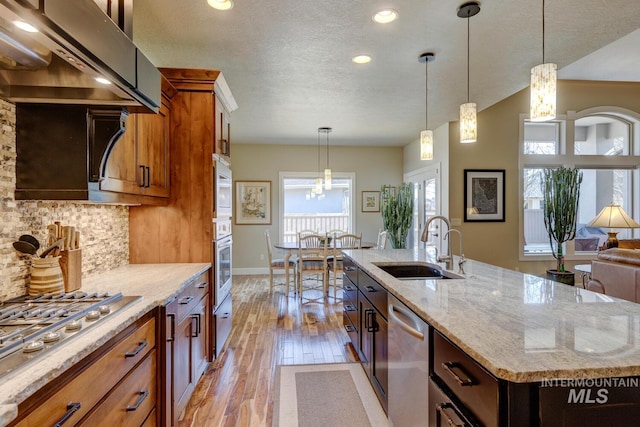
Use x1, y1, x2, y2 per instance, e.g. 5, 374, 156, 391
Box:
358, 270, 388, 319
14, 317, 156, 427
428, 378, 479, 427
343, 299, 358, 330
343, 312, 358, 346
142, 408, 157, 427
79, 349, 157, 426
176, 273, 209, 322
343, 256, 358, 285
433, 331, 499, 427
343, 274, 358, 305
214, 293, 232, 358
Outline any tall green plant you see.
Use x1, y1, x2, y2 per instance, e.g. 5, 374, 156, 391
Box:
542, 166, 583, 272
381, 183, 414, 249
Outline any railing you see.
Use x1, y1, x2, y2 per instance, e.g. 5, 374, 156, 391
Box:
283, 214, 350, 242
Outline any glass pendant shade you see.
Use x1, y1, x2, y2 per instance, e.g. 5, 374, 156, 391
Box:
530, 62, 557, 122
324, 168, 332, 190
459, 102, 477, 143
420, 130, 433, 160
315, 177, 323, 194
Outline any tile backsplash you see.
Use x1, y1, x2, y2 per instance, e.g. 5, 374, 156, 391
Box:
0, 99, 129, 301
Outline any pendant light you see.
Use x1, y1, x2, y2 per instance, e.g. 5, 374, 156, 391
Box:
315, 129, 323, 194
419, 53, 435, 160
458, 2, 480, 144
530, 0, 557, 122
319, 127, 332, 190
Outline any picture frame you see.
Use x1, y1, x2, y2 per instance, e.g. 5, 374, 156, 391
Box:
381, 185, 396, 199
464, 169, 505, 222
235, 180, 272, 224
362, 191, 381, 213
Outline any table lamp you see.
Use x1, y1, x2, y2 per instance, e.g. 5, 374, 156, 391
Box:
587, 204, 640, 248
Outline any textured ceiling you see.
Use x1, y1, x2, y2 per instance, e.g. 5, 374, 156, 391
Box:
132, 0, 640, 147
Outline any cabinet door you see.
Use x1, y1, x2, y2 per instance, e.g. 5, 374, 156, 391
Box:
173, 315, 194, 422
359, 294, 373, 367
137, 100, 170, 197
371, 312, 388, 412
100, 113, 142, 194
191, 297, 209, 381
214, 96, 230, 159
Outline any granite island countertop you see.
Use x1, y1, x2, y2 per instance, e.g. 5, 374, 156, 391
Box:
0, 263, 210, 427
344, 248, 640, 383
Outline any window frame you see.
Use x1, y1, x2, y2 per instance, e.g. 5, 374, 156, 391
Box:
279, 171, 356, 243
518, 107, 640, 262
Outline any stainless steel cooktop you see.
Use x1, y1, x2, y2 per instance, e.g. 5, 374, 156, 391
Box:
0, 291, 140, 378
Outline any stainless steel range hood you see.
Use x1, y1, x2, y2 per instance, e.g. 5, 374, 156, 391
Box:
0, 0, 160, 112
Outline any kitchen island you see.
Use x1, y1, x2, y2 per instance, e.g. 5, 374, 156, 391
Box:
0, 263, 210, 427
344, 248, 640, 426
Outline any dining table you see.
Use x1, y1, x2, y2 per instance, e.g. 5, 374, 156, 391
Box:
274, 240, 375, 293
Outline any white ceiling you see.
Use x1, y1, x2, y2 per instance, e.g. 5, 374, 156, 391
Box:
132, 0, 640, 147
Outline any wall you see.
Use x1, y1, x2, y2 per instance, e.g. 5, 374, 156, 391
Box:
0, 100, 129, 301
447, 80, 640, 275
231, 144, 403, 272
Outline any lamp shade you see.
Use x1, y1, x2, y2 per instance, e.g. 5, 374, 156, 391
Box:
420, 130, 433, 160
588, 204, 640, 229
460, 102, 477, 143
530, 62, 557, 122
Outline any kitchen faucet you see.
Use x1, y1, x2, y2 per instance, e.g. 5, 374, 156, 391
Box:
444, 229, 466, 274
420, 215, 451, 266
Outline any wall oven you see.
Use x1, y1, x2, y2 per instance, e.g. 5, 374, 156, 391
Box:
213, 155, 232, 219
213, 219, 232, 309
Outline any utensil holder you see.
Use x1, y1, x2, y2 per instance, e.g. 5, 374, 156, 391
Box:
30, 256, 64, 296
59, 249, 82, 292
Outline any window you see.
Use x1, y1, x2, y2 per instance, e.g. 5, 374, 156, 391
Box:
520, 108, 640, 259
279, 172, 355, 243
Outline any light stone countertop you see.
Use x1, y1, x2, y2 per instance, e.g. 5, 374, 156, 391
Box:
344, 248, 640, 383
0, 263, 210, 427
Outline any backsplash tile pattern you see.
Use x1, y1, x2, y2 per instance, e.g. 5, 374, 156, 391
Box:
0, 99, 129, 302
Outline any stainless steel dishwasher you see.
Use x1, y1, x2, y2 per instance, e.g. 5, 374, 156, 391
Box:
388, 294, 430, 426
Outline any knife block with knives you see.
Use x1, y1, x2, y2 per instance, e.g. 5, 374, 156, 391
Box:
50, 223, 82, 292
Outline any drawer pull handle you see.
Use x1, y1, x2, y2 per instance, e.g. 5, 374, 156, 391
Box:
344, 266, 356, 271
125, 340, 148, 358
442, 361, 475, 387
139, 165, 146, 187
191, 313, 201, 337
344, 304, 356, 312
221, 312, 231, 319
167, 313, 176, 342
436, 402, 467, 427
344, 324, 355, 333
54, 402, 81, 426
126, 390, 150, 412
196, 282, 208, 289
365, 286, 376, 292
344, 284, 355, 291
179, 296, 194, 305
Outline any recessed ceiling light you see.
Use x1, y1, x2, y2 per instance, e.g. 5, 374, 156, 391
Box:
352, 55, 372, 64
373, 9, 398, 24
13, 21, 38, 33
207, 0, 234, 10
95, 77, 111, 85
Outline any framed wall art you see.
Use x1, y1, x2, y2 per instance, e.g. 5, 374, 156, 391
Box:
464, 169, 505, 222
235, 180, 272, 224
362, 191, 381, 213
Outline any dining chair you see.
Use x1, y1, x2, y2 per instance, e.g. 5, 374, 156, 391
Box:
375, 229, 388, 250
298, 229, 317, 239
328, 233, 362, 298
265, 230, 297, 295
327, 229, 347, 239
297, 233, 330, 298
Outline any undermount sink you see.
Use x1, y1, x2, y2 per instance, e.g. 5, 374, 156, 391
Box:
373, 262, 463, 280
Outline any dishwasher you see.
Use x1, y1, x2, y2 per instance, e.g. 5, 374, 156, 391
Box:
388, 294, 430, 426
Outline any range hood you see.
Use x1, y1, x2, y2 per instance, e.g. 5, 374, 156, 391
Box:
0, 0, 160, 112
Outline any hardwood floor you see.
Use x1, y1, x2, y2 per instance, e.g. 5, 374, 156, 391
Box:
179, 274, 357, 426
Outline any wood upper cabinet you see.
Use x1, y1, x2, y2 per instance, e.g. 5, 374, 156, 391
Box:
101, 79, 173, 198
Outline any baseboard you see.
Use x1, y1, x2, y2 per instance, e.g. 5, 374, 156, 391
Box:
233, 267, 269, 275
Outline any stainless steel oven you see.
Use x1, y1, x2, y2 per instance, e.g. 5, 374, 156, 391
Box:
212, 219, 232, 310
213, 155, 232, 219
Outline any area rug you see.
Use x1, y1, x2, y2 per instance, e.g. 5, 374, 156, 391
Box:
272, 363, 389, 427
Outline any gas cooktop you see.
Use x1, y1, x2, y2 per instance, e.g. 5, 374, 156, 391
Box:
0, 291, 141, 378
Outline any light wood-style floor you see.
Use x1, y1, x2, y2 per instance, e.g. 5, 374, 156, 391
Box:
179, 274, 357, 426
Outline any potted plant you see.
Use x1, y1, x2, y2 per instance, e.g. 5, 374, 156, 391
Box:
542, 166, 583, 285
381, 183, 414, 249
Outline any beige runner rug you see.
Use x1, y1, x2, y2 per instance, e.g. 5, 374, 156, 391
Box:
272, 363, 389, 427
